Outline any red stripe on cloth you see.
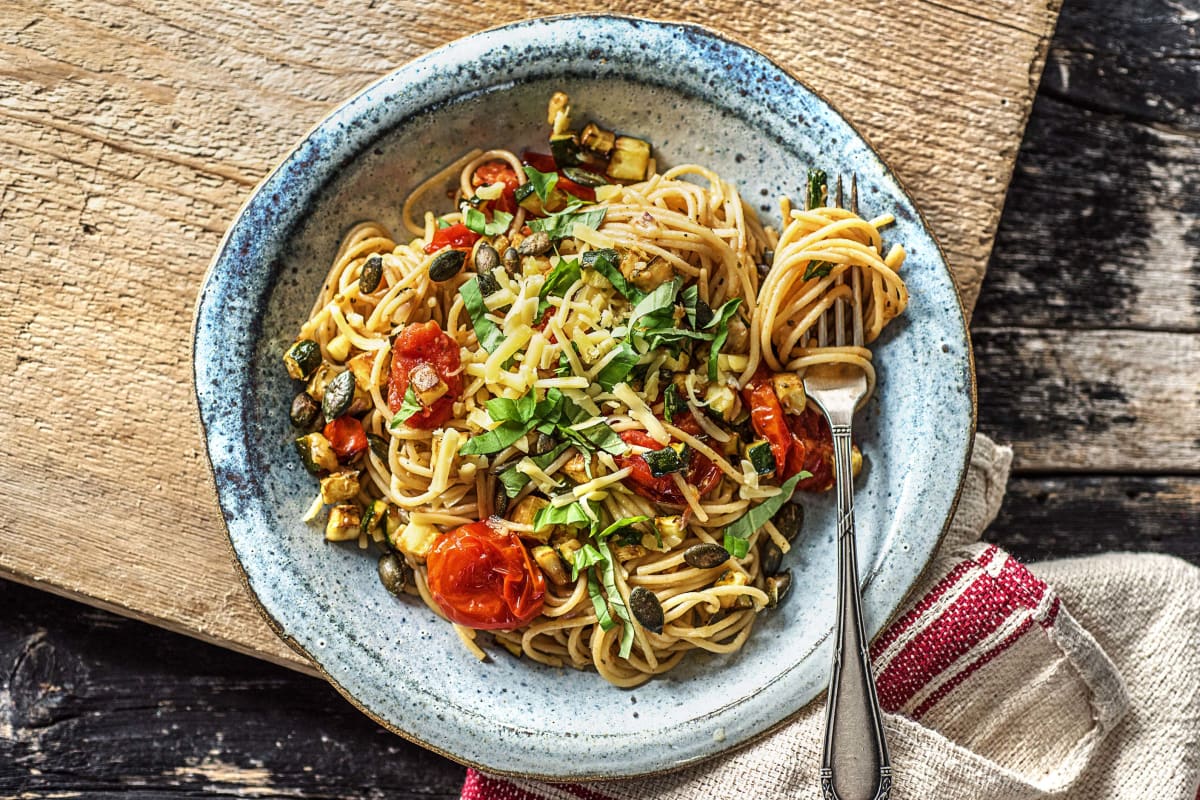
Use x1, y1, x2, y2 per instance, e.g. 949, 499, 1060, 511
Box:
990, 555, 1053, 620
869, 560, 976, 662
910, 616, 1036, 720
874, 569, 1023, 712
559, 783, 621, 800
461, 771, 548, 800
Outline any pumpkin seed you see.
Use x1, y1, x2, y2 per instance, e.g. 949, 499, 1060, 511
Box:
773, 502, 804, 542
360, 253, 383, 293
290, 392, 320, 428
531, 432, 556, 456
766, 570, 792, 608
428, 249, 466, 282
321, 369, 356, 422
502, 247, 519, 274
761, 540, 784, 575
561, 166, 607, 187
492, 481, 509, 517
474, 242, 500, 274
683, 542, 730, 569
477, 270, 501, 296
366, 433, 389, 461
629, 586, 664, 634
377, 553, 410, 596
517, 230, 551, 256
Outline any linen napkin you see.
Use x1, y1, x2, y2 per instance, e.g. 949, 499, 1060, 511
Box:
461, 435, 1200, 799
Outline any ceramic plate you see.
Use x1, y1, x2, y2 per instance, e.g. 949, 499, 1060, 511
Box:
194, 15, 975, 780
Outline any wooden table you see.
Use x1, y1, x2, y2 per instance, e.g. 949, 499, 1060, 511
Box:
2, 0, 1197, 795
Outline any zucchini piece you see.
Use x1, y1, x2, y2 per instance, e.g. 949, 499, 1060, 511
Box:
642, 446, 684, 478
745, 440, 776, 476
549, 132, 594, 168
319, 469, 361, 504
295, 432, 338, 474
325, 504, 361, 541
561, 166, 607, 188
346, 351, 378, 391
532, 545, 570, 586
321, 369, 356, 422
771, 372, 806, 415
515, 181, 541, 213
579, 123, 615, 156
408, 362, 448, 407
284, 339, 321, 380
306, 362, 337, 401
663, 383, 687, 423
290, 392, 320, 428
606, 136, 651, 182
360, 498, 389, 536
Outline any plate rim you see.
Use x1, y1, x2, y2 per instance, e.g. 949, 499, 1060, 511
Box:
191, 11, 977, 780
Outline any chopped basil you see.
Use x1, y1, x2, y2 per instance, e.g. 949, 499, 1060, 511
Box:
460, 276, 504, 353
559, 402, 626, 455
586, 570, 615, 630
599, 540, 637, 658
803, 261, 834, 281
458, 419, 535, 456
806, 168, 827, 210
723, 533, 750, 559
583, 248, 644, 303
533, 498, 597, 532
571, 541, 606, 581
705, 298, 743, 381
537, 258, 582, 315
722, 472, 809, 555
596, 515, 650, 542
436, 217, 452, 229
496, 442, 573, 498
628, 276, 680, 333
463, 206, 513, 237
388, 384, 423, 428
486, 391, 536, 424
522, 165, 559, 204
594, 341, 640, 390
528, 207, 607, 241
663, 383, 686, 423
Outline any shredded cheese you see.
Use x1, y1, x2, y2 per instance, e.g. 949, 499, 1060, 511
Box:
612, 382, 670, 444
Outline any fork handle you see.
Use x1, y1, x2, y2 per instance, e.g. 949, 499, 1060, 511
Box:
820, 425, 892, 800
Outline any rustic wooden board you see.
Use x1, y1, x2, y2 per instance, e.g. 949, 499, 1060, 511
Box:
1, 0, 1060, 670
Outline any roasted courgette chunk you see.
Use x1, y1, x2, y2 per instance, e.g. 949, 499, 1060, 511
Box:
642, 445, 684, 478
606, 136, 651, 182
319, 469, 361, 504
771, 372, 806, 415
744, 440, 776, 476
408, 362, 448, 407
579, 123, 616, 157
515, 181, 569, 215
284, 339, 322, 380
663, 383, 687, 423
295, 432, 339, 474
550, 132, 603, 168
325, 504, 361, 541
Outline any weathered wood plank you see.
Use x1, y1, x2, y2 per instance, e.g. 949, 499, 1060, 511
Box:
974, 327, 1200, 473
991, 475, 1200, 563
0, 0, 1060, 670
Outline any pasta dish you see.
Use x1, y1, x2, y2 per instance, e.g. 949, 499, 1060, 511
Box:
282, 93, 908, 686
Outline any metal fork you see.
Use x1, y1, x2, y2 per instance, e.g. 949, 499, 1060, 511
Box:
805, 176, 892, 800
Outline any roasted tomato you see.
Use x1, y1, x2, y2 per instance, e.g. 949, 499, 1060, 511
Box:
424, 222, 480, 254
387, 321, 463, 429
520, 151, 597, 202
426, 519, 546, 630
323, 415, 367, 461
785, 408, 836, 492
616, 415, 722, 505
473, 161, 520, 216
742, 370, 792, 473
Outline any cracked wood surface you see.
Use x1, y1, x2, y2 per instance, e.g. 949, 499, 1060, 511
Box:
2, 0, 1199, 794
1, 0, 1062, 671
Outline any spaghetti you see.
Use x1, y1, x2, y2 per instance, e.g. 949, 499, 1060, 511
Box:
283, 93, 908, 686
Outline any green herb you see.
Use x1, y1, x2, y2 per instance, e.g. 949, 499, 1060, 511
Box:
496, 442, 573, 499
537, 258, 582, 315
559, 402, 626, 455
705, 298, 743, 381
463, 206, 513, 237
436, 217, 452, 229
528, 207, 607, 241
533, 498, 597, 532
722, 472, 808, 556
460, 277, 504, 353
388, 385, 423, 428
681, 285, 713, 329
806, 168, 827, 211
598, 540, 637, 658
571, 541, 607, 581
583, 248, 644, 303
458, 420, 534, 456
594, 341, 640, 390
586, 570, 615, 630
522, 165, 559, 204
663, 383, 686, 423
803, 261, 834, 281
596, 515, 650, 542
628, 277, 681, 333
485, 392, 536, 424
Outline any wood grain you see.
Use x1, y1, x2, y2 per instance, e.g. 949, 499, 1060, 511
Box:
0, 0, 1062, 669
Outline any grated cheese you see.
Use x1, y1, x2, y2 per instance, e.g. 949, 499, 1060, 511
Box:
612, 382, 670, 444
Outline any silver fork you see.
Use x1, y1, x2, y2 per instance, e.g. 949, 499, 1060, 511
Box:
805, 176, 892, 800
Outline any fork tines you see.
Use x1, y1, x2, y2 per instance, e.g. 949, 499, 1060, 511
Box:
817, 176, 865, 349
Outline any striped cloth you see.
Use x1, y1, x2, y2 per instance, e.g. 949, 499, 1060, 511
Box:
461, 436, 1200, 800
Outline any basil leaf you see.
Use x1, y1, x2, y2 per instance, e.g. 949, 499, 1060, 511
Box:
460, 277, 504, 353
388, 384, 423, 428
596, 515, 650, 543
529, 207, 607, 241
486, 391, 536, 424
722, 472, 809, 554
560, 403, 626, 455
595, 342, 641, 390
436, 217, 452, 229
534, 499, 596, 532
583, 248, 644, 303
705, 298, 743, 381
628, 276, 680, 333
806, 168, 827, 211
680, 284, 716, 329
572, 542, 606, 581
803, 261, 834, 281
663, 383, 686, 423
723, 533, 750, 559
599, 540, 637, 658
523, 165, 559, 204
586, 570, 615, 630
458, 419, 535, 456
497, 442, 573, 498
464, 206, 514, 236
538, 258, 582, 315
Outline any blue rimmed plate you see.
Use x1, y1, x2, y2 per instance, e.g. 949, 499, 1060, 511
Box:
193, 14, 975, 780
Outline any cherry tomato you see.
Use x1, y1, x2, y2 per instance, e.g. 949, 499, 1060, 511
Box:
473, 161, 520, 216
424, 222, 480, 254
323, 415, 367, 461
426, 519, 546, 630
742, 371, 791, 473
522, 151, 558, 173
616, 416, 721, 505
387, 321, 463, 429
785, 408, 836, 492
